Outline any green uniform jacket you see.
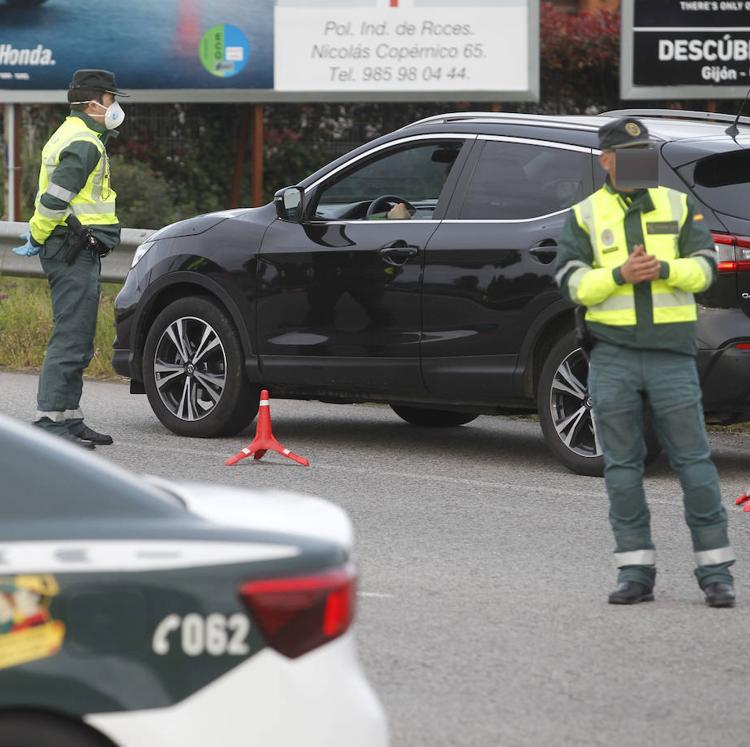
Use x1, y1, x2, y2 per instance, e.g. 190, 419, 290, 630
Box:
555, 181, 716, 356
30, 111, 121, 256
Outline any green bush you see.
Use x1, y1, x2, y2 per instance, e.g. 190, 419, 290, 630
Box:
109, 155, 190, 229
537, 2, 621, 114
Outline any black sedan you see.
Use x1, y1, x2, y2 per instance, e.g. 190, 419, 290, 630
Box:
113, 109, 750, 476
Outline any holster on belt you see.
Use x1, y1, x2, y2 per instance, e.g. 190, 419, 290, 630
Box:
62, 214, 111, 265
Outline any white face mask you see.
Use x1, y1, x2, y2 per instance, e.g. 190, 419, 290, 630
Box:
93, 99, 125, 130
72, 99, 125, 129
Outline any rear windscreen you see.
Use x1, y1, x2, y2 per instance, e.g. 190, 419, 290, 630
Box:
685, 149, 750, 220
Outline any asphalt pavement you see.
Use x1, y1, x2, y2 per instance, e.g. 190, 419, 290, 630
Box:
2, 370, 750, 747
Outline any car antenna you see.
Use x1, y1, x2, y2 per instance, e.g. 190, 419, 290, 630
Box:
725, 87, 750, 138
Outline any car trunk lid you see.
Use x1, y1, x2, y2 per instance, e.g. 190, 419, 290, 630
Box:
144, 476, 353, 551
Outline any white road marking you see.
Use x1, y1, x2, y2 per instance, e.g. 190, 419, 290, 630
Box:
358, 592, 394, 599
114, 441, 691, 509
116, 440, 607, 500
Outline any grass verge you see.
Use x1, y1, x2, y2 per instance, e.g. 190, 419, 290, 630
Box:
0, 275, 122, 380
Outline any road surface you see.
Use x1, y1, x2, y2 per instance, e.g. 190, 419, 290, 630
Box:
2, 370, 750, 747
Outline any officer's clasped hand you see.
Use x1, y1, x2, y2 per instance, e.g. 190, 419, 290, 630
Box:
11, 231, 40, 257
620, 244, 660, 284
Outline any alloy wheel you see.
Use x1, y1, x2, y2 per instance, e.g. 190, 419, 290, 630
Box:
153, 316, 227, 422
548, 348, 601, 459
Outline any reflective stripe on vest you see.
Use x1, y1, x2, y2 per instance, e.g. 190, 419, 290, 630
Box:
45, 182, 77, 202
34, 116, 117, 232
572, 187, 694, 327
555, 259, 590, 288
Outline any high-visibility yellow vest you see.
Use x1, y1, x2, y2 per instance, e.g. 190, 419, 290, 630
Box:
32, 116, 117, 239
571, 187, 698, 327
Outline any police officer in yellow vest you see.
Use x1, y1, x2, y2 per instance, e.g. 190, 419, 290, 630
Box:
12, 70, 126, 449
555, 117, 736, 608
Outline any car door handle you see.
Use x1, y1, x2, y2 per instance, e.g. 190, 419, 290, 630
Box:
529, 241, 558, 264
379, 241, 420, 266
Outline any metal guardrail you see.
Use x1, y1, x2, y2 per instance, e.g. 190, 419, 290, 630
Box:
0, 221, 154, 283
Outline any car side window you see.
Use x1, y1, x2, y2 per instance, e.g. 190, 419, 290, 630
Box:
459, 141, 593, 220
314, 141, 464, 221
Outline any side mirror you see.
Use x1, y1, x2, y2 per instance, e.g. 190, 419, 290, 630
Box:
274, 186, 305, 222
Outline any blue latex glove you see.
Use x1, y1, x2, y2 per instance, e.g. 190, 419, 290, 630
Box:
12, 231, 40, 257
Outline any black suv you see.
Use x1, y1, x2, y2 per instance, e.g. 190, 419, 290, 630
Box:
113, 109, 750, 476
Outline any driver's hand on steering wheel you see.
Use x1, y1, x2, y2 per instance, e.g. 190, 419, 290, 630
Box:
386, 203, 412, 220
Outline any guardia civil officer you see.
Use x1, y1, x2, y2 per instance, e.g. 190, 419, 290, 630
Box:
555, 117, 736, 608
12, 70, 127, 449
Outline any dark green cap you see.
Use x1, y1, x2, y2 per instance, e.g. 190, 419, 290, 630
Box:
69, 69, 129, 97
598, 117, 651, 150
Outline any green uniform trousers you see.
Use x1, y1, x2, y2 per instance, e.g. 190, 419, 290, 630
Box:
588, 342, 734, 589
35, 246, 101, 435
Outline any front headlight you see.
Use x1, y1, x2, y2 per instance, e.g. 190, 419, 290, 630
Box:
131, 241, 155, 268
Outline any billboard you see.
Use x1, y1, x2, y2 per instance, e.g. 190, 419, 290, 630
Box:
621, 0, 750, 99
0, 0, 538, 103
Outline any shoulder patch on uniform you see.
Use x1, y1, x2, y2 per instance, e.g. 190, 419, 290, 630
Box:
694, 213, 704, 221
0, 575, 65, 670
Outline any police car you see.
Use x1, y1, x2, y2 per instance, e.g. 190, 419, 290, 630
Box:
0, 414, 388, 747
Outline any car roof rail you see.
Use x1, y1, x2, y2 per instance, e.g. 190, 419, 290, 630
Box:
604, 108, 750, 128
402, 111, 601, 131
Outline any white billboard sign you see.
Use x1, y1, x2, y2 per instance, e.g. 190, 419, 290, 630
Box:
274, 0, 539, 102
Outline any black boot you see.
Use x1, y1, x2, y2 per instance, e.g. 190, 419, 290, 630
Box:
703, 583, 735, 608
608, 581, 654, 605
72, 424, 113, 446
60, 431, 95, 450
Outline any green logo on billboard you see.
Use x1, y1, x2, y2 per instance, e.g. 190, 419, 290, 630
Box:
199, 24, 251, 78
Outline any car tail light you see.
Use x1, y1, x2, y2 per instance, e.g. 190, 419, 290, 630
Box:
239, 564, 356, 659
712, 232, 750, 273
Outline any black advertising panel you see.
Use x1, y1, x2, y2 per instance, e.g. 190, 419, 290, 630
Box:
634, 2, 749, 27
622, 0, 750, 99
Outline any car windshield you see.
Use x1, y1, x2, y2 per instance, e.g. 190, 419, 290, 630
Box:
681, 149, 750, 220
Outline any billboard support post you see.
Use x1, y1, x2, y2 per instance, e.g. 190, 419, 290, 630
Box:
230, 105, 251, 208
1, 104, 4, 220
13, 104, 21, 223
4, 104, 20, 223
251, 104, 264, 208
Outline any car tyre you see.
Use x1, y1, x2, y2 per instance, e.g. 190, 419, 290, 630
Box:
143, 296, 258, 437
391, 404, 479, 427
537, 331, 661, 477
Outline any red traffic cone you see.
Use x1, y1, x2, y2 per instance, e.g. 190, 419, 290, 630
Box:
736, 493, 750, 507
225, 390, 310, 467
